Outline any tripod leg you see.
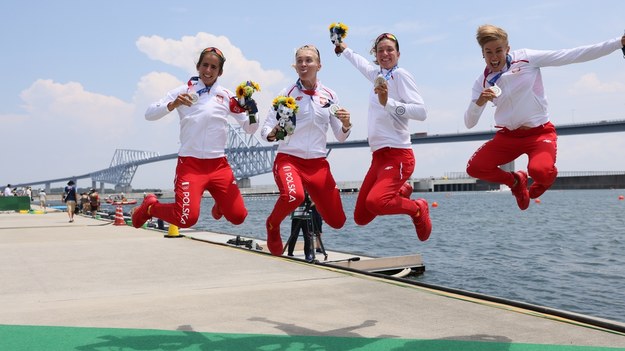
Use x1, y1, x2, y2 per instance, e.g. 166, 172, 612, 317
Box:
316, 232, 328, 260
309, 206, 327, 260
304, 218, 314, 261
284, 220, 301, 256
282, 239, 290, 255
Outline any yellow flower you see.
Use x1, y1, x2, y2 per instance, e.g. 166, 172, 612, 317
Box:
272, 96, 286, 110
236, 80, 261, 99
329, 22, 348, 38
236, 86, 245, 98
286, 97, 299, 114
272, 95, 299, 114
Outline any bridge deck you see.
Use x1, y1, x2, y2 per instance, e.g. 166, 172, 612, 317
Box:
12, 119, 625, 190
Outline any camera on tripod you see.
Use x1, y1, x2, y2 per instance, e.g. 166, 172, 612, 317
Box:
284, 192, 327, 262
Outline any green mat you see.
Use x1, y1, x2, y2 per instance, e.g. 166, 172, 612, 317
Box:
1, 324, 623, 351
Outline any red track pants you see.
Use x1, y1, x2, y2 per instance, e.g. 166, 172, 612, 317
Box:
150, 156, 247, 228
466, 122, 558, 188
267, 154, 346, 231
354, 148, 418, 226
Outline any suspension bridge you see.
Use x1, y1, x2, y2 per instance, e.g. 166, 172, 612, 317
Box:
12, 119, 625, 193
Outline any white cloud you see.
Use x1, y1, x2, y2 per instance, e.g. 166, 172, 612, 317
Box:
135, 32, 287, 105
568, 73, 625, 95
0, 79, 139, 184
1, 32, 291, 187
133, 72, 182, 111
18, 79, 134, 140
132, 32, 297, 151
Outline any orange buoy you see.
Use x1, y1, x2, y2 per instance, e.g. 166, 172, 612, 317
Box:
431, 202, 438, 208
618, 195, 624, 200
534, 198, 541, 204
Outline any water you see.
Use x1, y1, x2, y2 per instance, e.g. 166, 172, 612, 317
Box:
190, 189, 625, 323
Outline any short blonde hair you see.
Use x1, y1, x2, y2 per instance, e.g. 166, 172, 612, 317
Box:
476, 25, 508, 48
295, 45, 321, 63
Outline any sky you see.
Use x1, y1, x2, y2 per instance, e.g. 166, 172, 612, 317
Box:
2, 0, 625, 190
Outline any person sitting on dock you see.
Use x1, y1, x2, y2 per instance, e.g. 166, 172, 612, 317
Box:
88, 189, 100, 218
80, 192, 90, 214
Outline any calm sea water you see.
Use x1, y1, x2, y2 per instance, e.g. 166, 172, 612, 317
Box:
190, 189, 625, 324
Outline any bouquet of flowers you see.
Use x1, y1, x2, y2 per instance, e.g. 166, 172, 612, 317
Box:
272, 95, 299, 142
329, 22, 348, 56
235, 80, 261, 123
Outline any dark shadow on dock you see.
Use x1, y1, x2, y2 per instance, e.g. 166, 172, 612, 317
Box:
74, 323, 390, 351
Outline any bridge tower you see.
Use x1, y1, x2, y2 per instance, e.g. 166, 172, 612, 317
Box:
225, 124, 275, 187
88, 124, 275, 192
91, 149, 160, 193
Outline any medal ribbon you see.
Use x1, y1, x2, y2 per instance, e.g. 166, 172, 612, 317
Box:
484, 55, 511, 87
187, 76, 211, 95
379, 65, 398, 81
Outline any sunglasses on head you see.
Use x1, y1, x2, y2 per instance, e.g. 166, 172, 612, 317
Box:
373, 33, 400, 55
202, 47, 225, 62
375, 33, 398, 46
